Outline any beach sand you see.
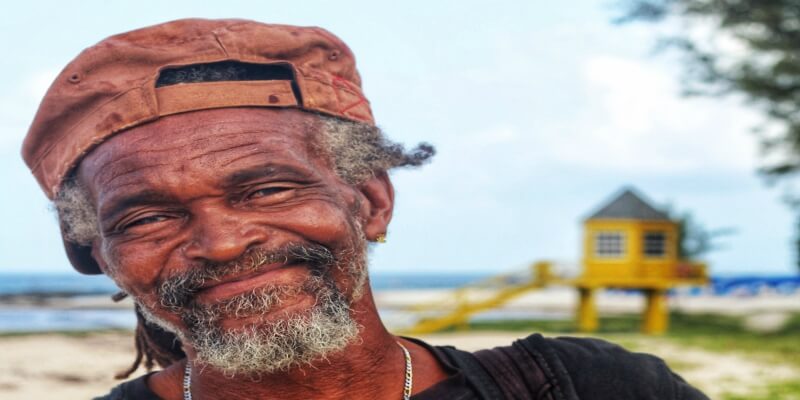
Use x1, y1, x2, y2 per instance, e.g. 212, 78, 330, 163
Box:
2, 289, 799, 399
0, 331, 540, 399
2, 329, 798, 400
0, 332, 137, 399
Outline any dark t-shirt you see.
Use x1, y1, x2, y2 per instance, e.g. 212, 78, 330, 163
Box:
94, 334, 708, 400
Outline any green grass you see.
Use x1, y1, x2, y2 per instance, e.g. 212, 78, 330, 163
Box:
722, 380, 800, 400
468, 312, 800, 365
467, 312, 800, 398
664, 313, 800, 367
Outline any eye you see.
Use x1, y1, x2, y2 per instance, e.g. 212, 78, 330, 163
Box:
117, 213, 173, 233
246, 186, 293, 200
125, 215, 168, 228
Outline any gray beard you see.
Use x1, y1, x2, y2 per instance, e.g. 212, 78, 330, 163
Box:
185, 273, 360, 376
134, 237, 368, 376
137, 269, 363, 376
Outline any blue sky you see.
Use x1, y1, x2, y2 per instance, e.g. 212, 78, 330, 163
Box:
0, 1, 794, 276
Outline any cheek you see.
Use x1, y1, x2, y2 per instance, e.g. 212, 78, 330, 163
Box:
99, 196, 360, 291
100, 238, 172, 299
270, 199, 361, 248
101, 241, 188, 328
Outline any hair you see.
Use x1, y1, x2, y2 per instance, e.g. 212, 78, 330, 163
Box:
52, 62, 435, 378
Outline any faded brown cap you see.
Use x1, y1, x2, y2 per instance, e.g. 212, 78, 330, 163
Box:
23, 18, 374, 200
22, 18, 374, 274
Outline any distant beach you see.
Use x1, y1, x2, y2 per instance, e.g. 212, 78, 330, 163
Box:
0, 272, 490, 332
1, 272, 799, 332
1, 272, 799, 399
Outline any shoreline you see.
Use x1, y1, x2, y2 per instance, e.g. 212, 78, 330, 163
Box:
2, 288, 800, 334
3, 286, 800, 312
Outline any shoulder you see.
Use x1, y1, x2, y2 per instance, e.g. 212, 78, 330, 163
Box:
92, 373, 161, 400
92, 384, 126, 400
515, 334, 709, 400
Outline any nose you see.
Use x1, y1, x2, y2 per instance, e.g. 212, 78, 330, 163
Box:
182, 206, 265, 264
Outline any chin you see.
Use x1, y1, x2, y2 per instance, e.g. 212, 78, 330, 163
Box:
215, 294, 317, 331
187, 281, 361, 376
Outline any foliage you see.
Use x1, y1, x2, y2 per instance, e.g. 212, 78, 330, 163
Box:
674, 211, 736, 258
615, 1, 800, 176
616, 0, 800, 271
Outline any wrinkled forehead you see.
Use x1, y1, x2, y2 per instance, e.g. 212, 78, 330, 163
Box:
76, 108, 328, 193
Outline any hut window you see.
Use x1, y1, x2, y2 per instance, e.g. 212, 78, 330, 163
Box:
643, 231, 667, 257
595, 231, 625, 258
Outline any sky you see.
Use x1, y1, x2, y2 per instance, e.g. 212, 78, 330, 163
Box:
0, 0, 795, 276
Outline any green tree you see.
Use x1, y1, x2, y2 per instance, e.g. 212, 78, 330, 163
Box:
617, 0, 800, 271
675, 211, 736, 259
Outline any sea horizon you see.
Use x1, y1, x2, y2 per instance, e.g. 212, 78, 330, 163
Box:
1, 270, 797, 293
1, 271, 798, 333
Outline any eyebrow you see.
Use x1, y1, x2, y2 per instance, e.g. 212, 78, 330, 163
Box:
100, 190, 178, 222
99, 164, 316, 221
222, 164, 314, 187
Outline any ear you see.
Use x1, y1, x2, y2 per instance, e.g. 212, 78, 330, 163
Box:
357, 171, 395, 241
90, 238, 113, 276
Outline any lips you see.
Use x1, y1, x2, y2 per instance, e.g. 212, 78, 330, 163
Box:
158, 243, 335, 311
194, 261, 302, 303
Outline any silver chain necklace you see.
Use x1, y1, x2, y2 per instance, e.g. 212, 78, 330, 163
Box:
183, 341, 413, 400
397, 341, 413, 400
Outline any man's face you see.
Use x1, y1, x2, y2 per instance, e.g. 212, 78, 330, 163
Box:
77, 108, 372, 374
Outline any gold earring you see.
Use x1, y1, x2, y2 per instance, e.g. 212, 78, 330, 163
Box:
376, 233, 387, 243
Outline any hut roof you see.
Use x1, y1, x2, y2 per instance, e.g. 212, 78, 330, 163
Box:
587, 188, 670, 221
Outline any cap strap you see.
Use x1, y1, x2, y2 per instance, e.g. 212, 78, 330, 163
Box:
156, 80, 298, 117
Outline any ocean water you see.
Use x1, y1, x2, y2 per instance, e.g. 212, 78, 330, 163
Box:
0, 273, 120, 296
1, 272, 797, 332
0, 272, 491, 296
0, 272, 490, 332
0, 309, 136, 331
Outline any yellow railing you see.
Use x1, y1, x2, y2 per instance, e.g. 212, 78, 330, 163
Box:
398, 259, 709, 335
401, 262, 559, 334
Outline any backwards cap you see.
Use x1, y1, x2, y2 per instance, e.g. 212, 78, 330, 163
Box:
23, 18, 374, 200
22, 18, 375, 274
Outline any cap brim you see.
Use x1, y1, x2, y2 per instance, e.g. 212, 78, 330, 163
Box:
63, 239, 103, 275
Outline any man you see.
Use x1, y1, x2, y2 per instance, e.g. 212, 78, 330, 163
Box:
22, 19, 708, 399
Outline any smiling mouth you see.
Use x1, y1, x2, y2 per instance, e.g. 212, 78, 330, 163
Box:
195, 261, 304, 302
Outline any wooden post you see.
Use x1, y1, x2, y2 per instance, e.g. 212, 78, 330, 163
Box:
454, 289, 468, 331
577, 287, 598, 332
643, 289, 668, 334
534, 261, 552, 284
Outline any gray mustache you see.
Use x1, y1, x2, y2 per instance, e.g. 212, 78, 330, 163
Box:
157, 243, 335, 311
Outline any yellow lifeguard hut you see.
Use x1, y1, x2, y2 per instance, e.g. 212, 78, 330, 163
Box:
402, 187, 708, 336
576, 187, 707, 334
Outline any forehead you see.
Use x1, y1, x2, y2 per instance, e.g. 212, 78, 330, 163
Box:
76, 108, 327, 195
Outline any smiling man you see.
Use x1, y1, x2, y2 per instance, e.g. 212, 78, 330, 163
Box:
22, 19, 708, 400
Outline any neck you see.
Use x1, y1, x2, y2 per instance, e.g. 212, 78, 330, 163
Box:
148, 286, 448, 400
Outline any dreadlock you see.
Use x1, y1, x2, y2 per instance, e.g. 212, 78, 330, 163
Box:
115, 300, 186, 379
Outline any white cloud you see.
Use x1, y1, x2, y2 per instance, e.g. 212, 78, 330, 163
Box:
542, 55, 761, 174
25, 69, 60, 100
0, 68, 59, 152
419, 55, 762, 184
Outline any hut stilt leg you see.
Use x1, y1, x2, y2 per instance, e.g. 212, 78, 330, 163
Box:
577, 287, 598, 332
643, 289, 668, 334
